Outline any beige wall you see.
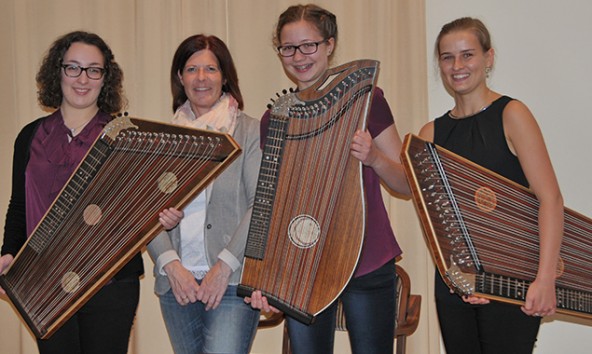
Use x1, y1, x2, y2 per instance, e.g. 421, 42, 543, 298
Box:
426, 1, 592, 353
0, 1, 431, 353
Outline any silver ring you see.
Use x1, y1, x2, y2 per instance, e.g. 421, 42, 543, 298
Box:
534, 313, 541, 317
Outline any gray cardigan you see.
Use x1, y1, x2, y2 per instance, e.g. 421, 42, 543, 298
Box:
147, 112, 261, 295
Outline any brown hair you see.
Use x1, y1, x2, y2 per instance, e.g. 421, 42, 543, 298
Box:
36, 31, 126, 113
274, 4, 338, 60
170, 34, 243, 112
434, 17, 492, 59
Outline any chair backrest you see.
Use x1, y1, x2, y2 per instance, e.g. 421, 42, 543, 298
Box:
393, 266, 422, 354
258, 310, 284, 329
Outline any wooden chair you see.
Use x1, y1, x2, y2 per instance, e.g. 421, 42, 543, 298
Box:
258, 310, 284, 329
257, 265, 421, 354
392, 265, 422, 354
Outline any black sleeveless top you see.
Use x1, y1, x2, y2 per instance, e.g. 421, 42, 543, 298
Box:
434, 95, 528, 188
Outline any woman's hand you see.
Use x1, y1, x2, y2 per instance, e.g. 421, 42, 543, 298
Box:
164, 260, 200, 305
244, 290, 281, 313
159, 208, 184, 230
196, 261, 232, 311
521, 277, 556, 317
461, 294, 490, 305
0, 254, 15, 295
350, 129, 377, 166
350, 127, 410, 196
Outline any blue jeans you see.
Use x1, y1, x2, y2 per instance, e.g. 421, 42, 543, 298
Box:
286, 261, 397, 354
159, 284, 259, 354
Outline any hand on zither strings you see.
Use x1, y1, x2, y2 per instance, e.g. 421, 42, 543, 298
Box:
0, 254, 15, 295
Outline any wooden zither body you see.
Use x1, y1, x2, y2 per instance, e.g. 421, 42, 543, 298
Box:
238, 60, 379, 324
401, 134, 592, 319
0, 116, 241, 338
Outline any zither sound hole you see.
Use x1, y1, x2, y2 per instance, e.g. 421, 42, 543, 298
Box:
288, 215, 321, 249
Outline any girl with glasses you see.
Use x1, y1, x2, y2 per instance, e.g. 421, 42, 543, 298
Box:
246, 4, 411, 354
0, 31, 179, 354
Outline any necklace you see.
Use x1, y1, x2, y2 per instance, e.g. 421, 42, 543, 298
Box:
448, 104, 491, 119
66, 119, 92, 136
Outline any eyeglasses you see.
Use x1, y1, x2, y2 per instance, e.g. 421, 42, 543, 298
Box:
61, 64, 105, 80
277, 40, 327, 57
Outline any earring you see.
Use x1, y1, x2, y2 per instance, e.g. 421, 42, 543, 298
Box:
485, 67, 491, 78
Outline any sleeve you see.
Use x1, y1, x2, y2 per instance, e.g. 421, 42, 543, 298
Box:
1, 119, 41, 256
146, 228, 181, 275
218, 208, 253, 272
367, 87, 395, 138
217, 115, 262, 271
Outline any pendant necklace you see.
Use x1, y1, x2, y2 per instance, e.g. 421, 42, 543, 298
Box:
448, 104, 490, 119
67, 119, 91, 136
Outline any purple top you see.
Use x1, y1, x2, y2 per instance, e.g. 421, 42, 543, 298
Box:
260, 88, 402, 277
25, 110, 109, 236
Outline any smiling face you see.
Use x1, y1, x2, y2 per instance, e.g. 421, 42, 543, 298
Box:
178, 49, 224, 117
278, 20, 335, 90
60, 42, 105, 112
437, 30, 493, 96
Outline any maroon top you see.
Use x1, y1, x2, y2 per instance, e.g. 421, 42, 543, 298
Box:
25, 110, 110, 236
260, 88, 402, 277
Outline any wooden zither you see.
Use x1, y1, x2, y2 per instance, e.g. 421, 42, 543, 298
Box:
238, 60, 379, 324
0, 116, 241, 338
401, 134, 592, 319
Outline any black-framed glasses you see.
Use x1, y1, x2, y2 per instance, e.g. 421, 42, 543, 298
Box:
277, 40, 327, 57
61, 64, 105, 80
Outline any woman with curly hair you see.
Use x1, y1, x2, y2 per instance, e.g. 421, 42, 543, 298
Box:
0, 31, 177, 354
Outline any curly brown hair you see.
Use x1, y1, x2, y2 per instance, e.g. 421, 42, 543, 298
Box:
36, 31, 126, 113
